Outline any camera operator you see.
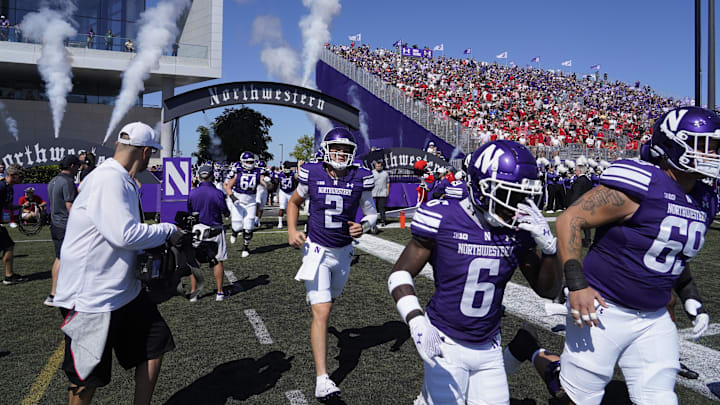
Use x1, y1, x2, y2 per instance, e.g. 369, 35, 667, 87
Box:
53, 122, 178, 405
187, 165, 231, 302
18, 187, 46, 222
44, 155, 80, 306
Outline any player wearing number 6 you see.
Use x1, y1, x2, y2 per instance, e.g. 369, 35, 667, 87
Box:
556, 106, 719, 405
286, 127, 377, 402
389, 140, 562, 405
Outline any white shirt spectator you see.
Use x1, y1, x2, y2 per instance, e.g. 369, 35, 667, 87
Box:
54, 158, 176, 313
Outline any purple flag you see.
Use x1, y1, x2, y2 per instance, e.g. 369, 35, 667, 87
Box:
531, 56, 540, 63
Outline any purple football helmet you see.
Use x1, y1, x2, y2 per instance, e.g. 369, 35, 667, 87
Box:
321, 127, 356, 170
240, 151, 256, 170
258, 160, 267, 168
466, 140, 543, 228
643, 106, 720, 178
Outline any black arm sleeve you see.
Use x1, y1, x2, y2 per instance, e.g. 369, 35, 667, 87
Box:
674, 268, 703, 304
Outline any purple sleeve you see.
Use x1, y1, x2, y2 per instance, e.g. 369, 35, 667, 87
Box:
599, 160, 653, 200
298, 164, 311, 186
410, 202, 443, 241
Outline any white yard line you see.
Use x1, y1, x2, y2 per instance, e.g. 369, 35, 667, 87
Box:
355, 233, 720, 400
284, 390, 308, 405
243, 309, 273, 345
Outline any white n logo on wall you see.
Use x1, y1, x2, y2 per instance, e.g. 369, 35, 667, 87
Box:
163, 158, 191, 198
474, 144, 505, 173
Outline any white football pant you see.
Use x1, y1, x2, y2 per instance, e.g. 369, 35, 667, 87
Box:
227, 192, 257, 233
420, 327, 509, 405
560, 300, 679, 405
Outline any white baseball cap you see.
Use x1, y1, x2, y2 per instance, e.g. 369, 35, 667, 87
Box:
117, 122, 162, 150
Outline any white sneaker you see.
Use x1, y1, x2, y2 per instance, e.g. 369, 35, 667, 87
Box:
230, 234, 237, 244
315, 374, 340, 401
215, 292, 225, 301
189, 289, 201, 302
277, 224, 283, 229
43, 294, 54, 307
241, 250, 250, 258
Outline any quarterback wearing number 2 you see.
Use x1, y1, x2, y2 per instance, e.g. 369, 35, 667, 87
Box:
556, 106, 719, 405
388, 140, 562, 405
286, 128, 377, 402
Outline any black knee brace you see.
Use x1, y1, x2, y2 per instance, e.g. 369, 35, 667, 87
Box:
243, 230, 253, 243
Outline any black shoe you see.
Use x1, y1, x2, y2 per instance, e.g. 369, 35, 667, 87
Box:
544, 360, 567, 399
3, 274, 28, 285
679, 362, 699, 379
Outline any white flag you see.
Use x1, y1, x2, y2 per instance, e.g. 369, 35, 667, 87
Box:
561, 60, 572, 67
348, 33, 361, 42
433, 43, 444, 51
496, 51, 508, 59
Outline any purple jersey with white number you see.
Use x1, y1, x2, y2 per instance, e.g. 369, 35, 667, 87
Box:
445, 180, 469, 200
278, 171, 297, 193
232, 167, 262, 194
584, 159, 718, 311
412, 198, 536, 344
299, 162, 374, 248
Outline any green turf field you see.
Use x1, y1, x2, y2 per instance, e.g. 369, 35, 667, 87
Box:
1, 214, 719, 404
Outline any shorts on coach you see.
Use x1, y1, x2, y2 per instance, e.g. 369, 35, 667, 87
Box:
0, 226, 13, 252
59, 292, 175, 388
50, 225, 65, 259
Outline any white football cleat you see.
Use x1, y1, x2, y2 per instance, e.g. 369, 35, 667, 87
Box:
230, 234, 237, 244
315, 374, 340, 401
241, 250, 250, 258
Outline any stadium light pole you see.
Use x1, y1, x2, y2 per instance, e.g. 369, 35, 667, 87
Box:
279, 143, 284, 163
709, 0, 716, 110
696, 0, 702, 106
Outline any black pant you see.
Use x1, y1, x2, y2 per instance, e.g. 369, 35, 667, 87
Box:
374, 197, 387, 224
547, 184, 564, 211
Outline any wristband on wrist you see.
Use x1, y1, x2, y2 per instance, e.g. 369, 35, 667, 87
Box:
564, 259, 588, 291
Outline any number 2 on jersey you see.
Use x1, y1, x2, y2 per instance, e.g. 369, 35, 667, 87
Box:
460, 258, 499, 318
325, 195, 344, 229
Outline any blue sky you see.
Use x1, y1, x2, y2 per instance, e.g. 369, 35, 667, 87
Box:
146, 0, 719, 165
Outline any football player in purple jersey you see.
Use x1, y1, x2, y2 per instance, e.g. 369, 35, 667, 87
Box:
444, 170, 468, 200
224, 151, 268, 258
556, 106, 719, 405
276, 161, 299, 229
255, 160, 271, 228
286, 128, 378, 402
388, 140, 561, 405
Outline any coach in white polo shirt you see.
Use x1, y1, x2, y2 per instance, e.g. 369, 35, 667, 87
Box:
54, 122, 178, 405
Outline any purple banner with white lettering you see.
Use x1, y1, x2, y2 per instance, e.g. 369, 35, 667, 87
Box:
401, 47, 433, 58
161, 157, 191, 223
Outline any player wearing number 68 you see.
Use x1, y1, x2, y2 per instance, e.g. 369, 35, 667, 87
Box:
388, 140, 562, 405
286, 127, 378, 402
555, 106, 720, 405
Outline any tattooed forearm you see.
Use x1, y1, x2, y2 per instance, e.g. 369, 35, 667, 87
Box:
567, 216, 588, 258
569, 187, 626, 215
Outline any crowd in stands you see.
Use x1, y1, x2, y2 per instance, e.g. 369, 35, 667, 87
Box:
328, 43, 690, 157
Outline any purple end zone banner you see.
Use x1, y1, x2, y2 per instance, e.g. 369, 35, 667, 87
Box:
315, 60, 458, 160
401, 47, 433, 58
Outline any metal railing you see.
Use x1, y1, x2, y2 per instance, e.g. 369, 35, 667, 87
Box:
320, 48, 641, 162
0, 27, 208, 59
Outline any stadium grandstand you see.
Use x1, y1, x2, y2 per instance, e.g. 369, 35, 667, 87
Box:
322, 43, 692, 162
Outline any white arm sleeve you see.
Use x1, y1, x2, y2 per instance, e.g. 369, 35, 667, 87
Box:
360, 190, 378, 231
296, 183, 309, 199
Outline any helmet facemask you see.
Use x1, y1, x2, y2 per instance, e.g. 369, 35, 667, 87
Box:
322, 142, 356, 170
472, 172, 543, 228
671, 128, 720, 179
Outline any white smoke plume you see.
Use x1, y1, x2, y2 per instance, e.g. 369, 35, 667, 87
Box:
299, 0, 341, 87
104, 0, 191, 144
252, 15, 332, 135
20, 1, 77, 139
347, 85, 369, 148
0, 101, 19, 141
